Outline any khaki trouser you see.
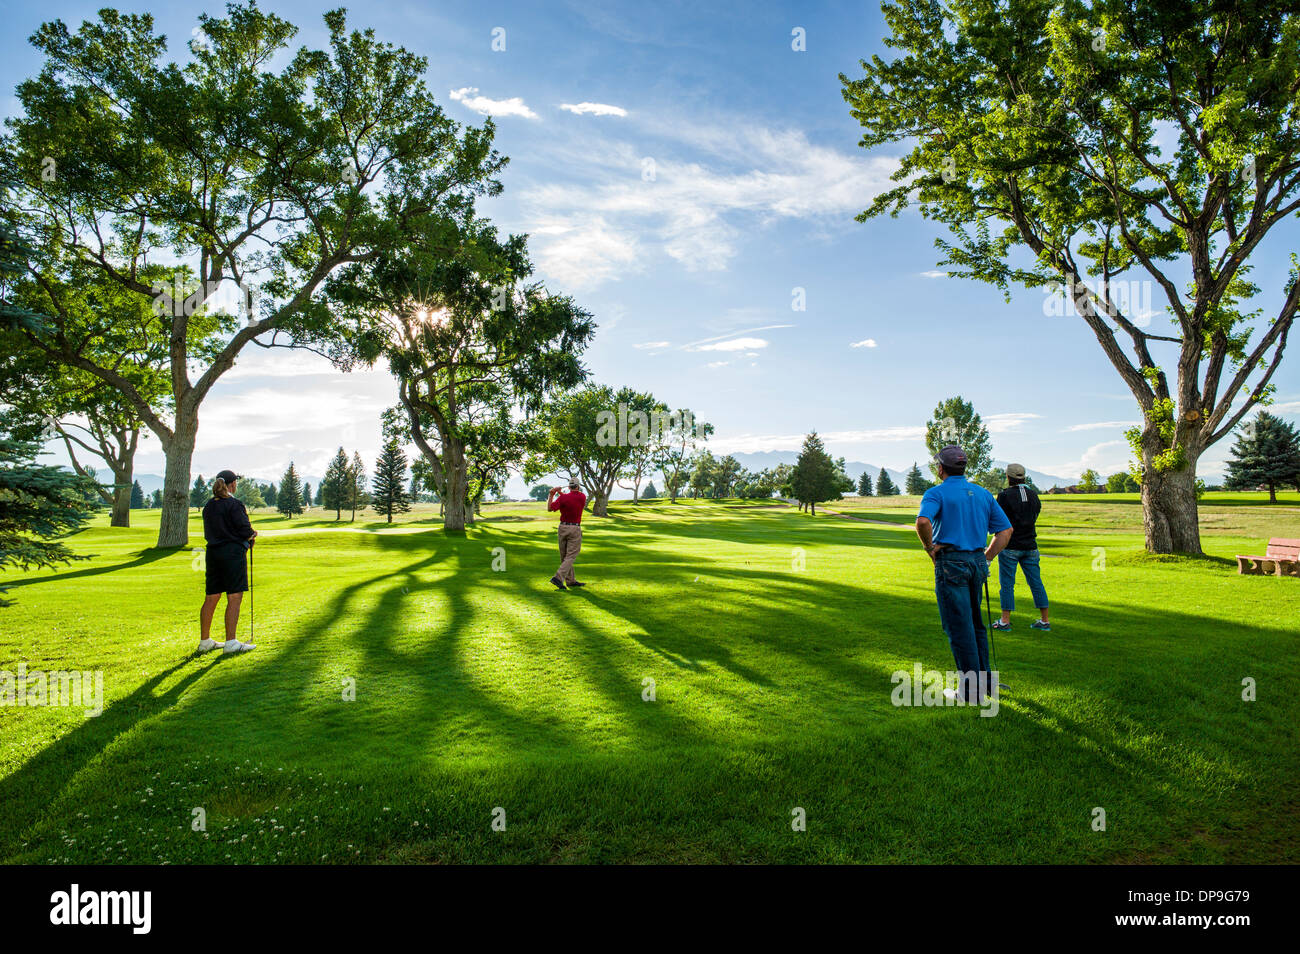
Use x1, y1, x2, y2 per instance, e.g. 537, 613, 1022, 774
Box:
557, 523, 582, 583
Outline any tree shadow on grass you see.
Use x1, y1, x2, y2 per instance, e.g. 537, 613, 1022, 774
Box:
0, 656, 216, 857
4, 547, 173, 589
600, 508, 922, 553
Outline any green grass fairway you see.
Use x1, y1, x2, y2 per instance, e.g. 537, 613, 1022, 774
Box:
2, 498, 1298, 863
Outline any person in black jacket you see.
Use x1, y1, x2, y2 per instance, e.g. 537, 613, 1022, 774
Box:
993, 463, 1050, 632
197, 470, 258, 654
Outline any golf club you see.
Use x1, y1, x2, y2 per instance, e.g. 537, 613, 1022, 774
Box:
246, 540, 254, 643
985, 577, 1007, 692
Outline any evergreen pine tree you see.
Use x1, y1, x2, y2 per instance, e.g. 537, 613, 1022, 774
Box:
876, 469, 900, 496
301, 483, 312, 511
0, 427, 92, 607
857, 471, 873, 496
790, 432, 837, 514
277, 463, 304, 518
264, 482, 277, 506
322, 447, 350, 520
372, 439, 412, 523
643, 482, 659, 499
190, 475, 207, 508
905, 462, 929, 495
1225, 411, 1300, 503
130, 479, 145, 509
349, 452, 367, 522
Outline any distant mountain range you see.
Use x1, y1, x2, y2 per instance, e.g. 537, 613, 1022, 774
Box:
130, 473, 325, 495
727, 452, 1076, 490
131, 457, 1083, 503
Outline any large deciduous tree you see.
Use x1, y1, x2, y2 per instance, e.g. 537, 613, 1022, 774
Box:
616, 395, 671, 503
339, 221, 594, 531
0, 265, 192, 528
653, 409, 713, 503
2, 3, 505, 547
526, 385, 647, 517
843, 0, 1300, 553
924, 396, 993, 482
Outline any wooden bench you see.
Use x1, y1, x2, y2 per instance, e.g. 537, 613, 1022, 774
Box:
1237, 538, 1300, 577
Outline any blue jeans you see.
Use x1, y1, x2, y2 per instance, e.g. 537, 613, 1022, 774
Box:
933, 550, 990, 697
998, 549, 1049, 612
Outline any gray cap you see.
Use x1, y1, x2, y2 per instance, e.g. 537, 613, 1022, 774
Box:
934, 445, 967, 471
1006, 463, 1026, 480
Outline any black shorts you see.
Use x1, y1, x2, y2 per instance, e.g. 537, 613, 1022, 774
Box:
205, 543, 249, 595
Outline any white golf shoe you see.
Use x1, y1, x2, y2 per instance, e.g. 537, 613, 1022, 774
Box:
222, 639, 256, 654
196, 638, 220, 655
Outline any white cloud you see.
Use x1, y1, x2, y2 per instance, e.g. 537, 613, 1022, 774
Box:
985, 412, 1042, 433
530, 215, 642, 287
919, 270, 948, 279
634, 341, 671, 349
706, 360, 729, 369
560, 102, 628, 117
710, 426, 925, 454
694, 336, 768, 352
449, 87, 538, 119
1065, 420, 1140, 432
223, 349, 342, 381
850, 338, 878, 349
680, 324, 792, 350
521, 122, 898, 285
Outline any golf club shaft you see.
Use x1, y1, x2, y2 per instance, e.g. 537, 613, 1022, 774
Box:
984, 577, 996, 673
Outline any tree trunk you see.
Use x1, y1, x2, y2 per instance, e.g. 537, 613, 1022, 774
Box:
1141, 462, 1202, 555
592, 492, 610, 516
109, 459, 132, 528
1268, 483, 1277, 504
441, 446, 470, 531
156, 413, 197, 548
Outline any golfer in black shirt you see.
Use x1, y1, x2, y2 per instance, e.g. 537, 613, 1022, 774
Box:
993, 464, 1050, 632
197, 470, 258, 654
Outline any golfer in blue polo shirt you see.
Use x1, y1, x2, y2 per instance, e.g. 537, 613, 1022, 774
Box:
915, 445, 1013, 703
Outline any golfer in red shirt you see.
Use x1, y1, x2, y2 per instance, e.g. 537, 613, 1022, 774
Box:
547, 479, 587, 589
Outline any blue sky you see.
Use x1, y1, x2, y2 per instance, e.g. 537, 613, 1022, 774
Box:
6, 0, 1299, 486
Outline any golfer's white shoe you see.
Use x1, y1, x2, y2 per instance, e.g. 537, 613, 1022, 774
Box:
222, 639, 256, 654
196, 638, 220, 655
